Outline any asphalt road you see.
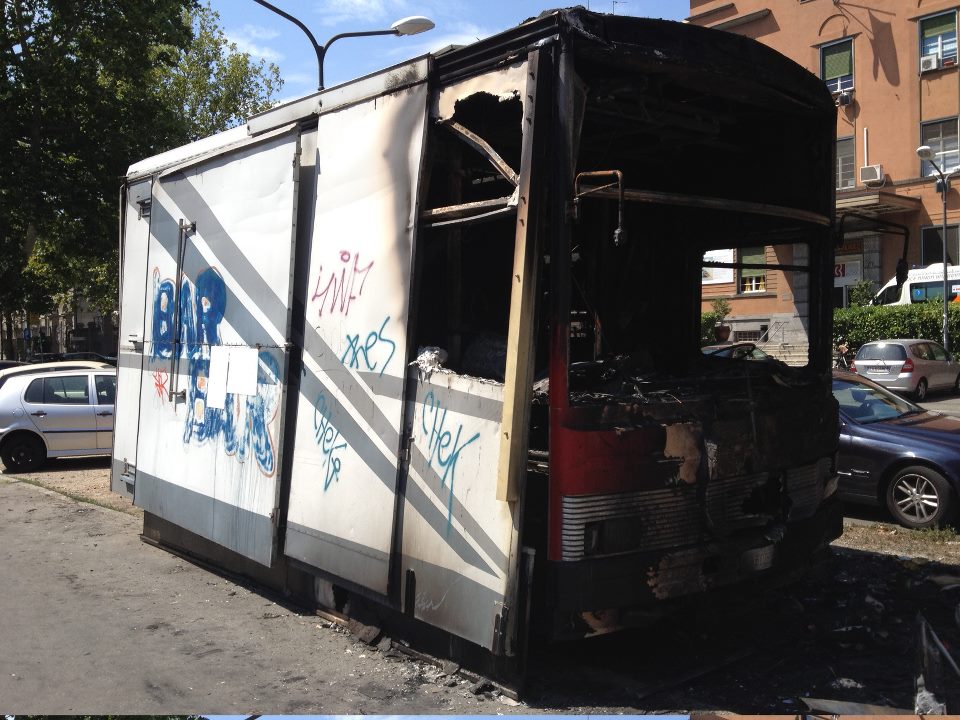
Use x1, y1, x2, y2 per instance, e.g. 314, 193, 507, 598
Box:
920, 392, 960, 415
0, 478, 524, 715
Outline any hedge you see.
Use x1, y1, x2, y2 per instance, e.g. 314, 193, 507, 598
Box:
834, 303, 960, 350
699, 304, 960, 350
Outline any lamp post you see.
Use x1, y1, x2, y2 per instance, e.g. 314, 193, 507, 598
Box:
252, 0, 434, 91
917, 144, 952, 352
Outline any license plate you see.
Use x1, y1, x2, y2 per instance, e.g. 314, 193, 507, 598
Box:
740, 544, 775, 572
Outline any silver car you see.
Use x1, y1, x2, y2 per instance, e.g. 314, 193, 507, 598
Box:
0, 366, 116, 471
852, 339, 959, 401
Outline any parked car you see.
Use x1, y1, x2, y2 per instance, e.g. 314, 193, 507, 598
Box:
0, 366, 116, 472
0, 360, 113, 391
851, 338, 959, 401
701, 342, 771, 360
833, 369, 960, 528
31, 352, 117, 366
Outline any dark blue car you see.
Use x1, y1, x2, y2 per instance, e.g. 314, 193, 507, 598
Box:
833, 370, 960, 528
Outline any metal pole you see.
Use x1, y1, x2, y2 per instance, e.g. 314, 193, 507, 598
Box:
251, 0, 401, 91
943, 176, 950, 351
319, 29, 399, 90
251, 0, 324, 90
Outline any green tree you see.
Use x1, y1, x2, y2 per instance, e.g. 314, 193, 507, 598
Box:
847, 278, 876, 307
0, 0, 194, 354
154, 2, 283, 143
1, 1, 283, 356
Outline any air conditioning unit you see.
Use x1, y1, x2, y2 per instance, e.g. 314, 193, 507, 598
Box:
835, 91, 853, 107
859, 164, 884, 184
920, 53, 941, 73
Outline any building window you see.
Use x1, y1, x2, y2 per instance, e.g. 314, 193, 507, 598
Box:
836, 137, 854, 189
921, 225, 960, 265
738, 247, 766, 293
821, 39, 853, 93
920, 118, 960, 176
920, 11, 958, 65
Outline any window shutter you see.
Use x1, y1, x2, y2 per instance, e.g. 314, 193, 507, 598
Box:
740, 248, 765, 278
822, 42, 852, 80
922, 14, 955, 40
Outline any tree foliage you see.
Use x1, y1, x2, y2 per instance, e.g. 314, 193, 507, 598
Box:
847, 278, 877, 308
154, 2, 283, 143
0, 0, 283, 325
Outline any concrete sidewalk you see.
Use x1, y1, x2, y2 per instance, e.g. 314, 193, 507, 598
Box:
0, 478, 501, 715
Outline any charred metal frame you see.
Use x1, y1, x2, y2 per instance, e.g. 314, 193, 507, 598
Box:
168, 218, 194, 403
418, 121, 522, 229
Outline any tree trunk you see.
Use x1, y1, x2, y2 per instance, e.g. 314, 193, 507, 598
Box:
2, 311, 14, 360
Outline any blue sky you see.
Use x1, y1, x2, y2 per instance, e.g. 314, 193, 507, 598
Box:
208, 0, 690, 100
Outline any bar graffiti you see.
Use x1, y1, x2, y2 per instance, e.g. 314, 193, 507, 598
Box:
149, 266, 280, 476
421, 390, 480, 531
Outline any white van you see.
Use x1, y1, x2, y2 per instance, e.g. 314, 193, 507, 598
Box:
872, 263, 960, 305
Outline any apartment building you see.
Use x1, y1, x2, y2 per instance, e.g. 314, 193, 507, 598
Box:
692, 0, 959, 341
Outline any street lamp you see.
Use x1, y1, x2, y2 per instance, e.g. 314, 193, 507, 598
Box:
252, 0, 434, 91
917, 144, 952, 352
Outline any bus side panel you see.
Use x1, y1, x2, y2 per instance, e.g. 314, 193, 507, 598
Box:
133, 129, 300, 566
401, 372, 516, 651
113, 179, 152, 498
283, 83, 428, 595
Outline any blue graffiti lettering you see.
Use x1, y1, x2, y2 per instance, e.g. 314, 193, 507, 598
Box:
421, 390, 480, 530
313, 392, 347, 491
151, 265, 279, 476
339, 316, 396, 377
150, 268, 176, 360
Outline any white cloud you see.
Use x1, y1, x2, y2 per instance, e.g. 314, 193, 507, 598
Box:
239, 23, 281, 41
226, 25, 284, 62
385, 21, 490, 58
310, 0, 471, 29
312, 0, 392, 27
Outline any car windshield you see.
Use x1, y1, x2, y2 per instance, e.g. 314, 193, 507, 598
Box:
832, 374, 919, 423
703, 344, 769, 360
855, 343, 907, 361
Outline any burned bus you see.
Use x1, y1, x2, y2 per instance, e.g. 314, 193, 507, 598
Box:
113, 8, 841, 671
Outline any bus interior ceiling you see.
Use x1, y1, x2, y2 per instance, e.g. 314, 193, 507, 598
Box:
562, 54, 827, 390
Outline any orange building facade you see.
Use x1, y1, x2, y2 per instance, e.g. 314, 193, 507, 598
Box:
692, 0, 960, 341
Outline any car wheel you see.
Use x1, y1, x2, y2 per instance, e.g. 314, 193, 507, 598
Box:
954, 373, 960, 395
913, 378, 928, 402
0, 434, 46, 473
885, 465, 956, 529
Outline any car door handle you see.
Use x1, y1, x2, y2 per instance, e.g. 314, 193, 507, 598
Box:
96, 411, 113, 417
30, 411, 47, 417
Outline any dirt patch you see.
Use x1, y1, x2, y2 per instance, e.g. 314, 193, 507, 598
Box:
2, 456, 140, 516
836, 519, 960, 564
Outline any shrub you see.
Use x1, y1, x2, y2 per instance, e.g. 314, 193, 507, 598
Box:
701, 312, 721, 345
833, 303, 960, 349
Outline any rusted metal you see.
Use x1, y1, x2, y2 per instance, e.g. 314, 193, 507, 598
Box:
575, 184, 832, 227
420, 196, 515, 226
440, 120, 520, 186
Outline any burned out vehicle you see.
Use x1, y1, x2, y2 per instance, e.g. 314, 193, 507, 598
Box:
113, 8, 840, 674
